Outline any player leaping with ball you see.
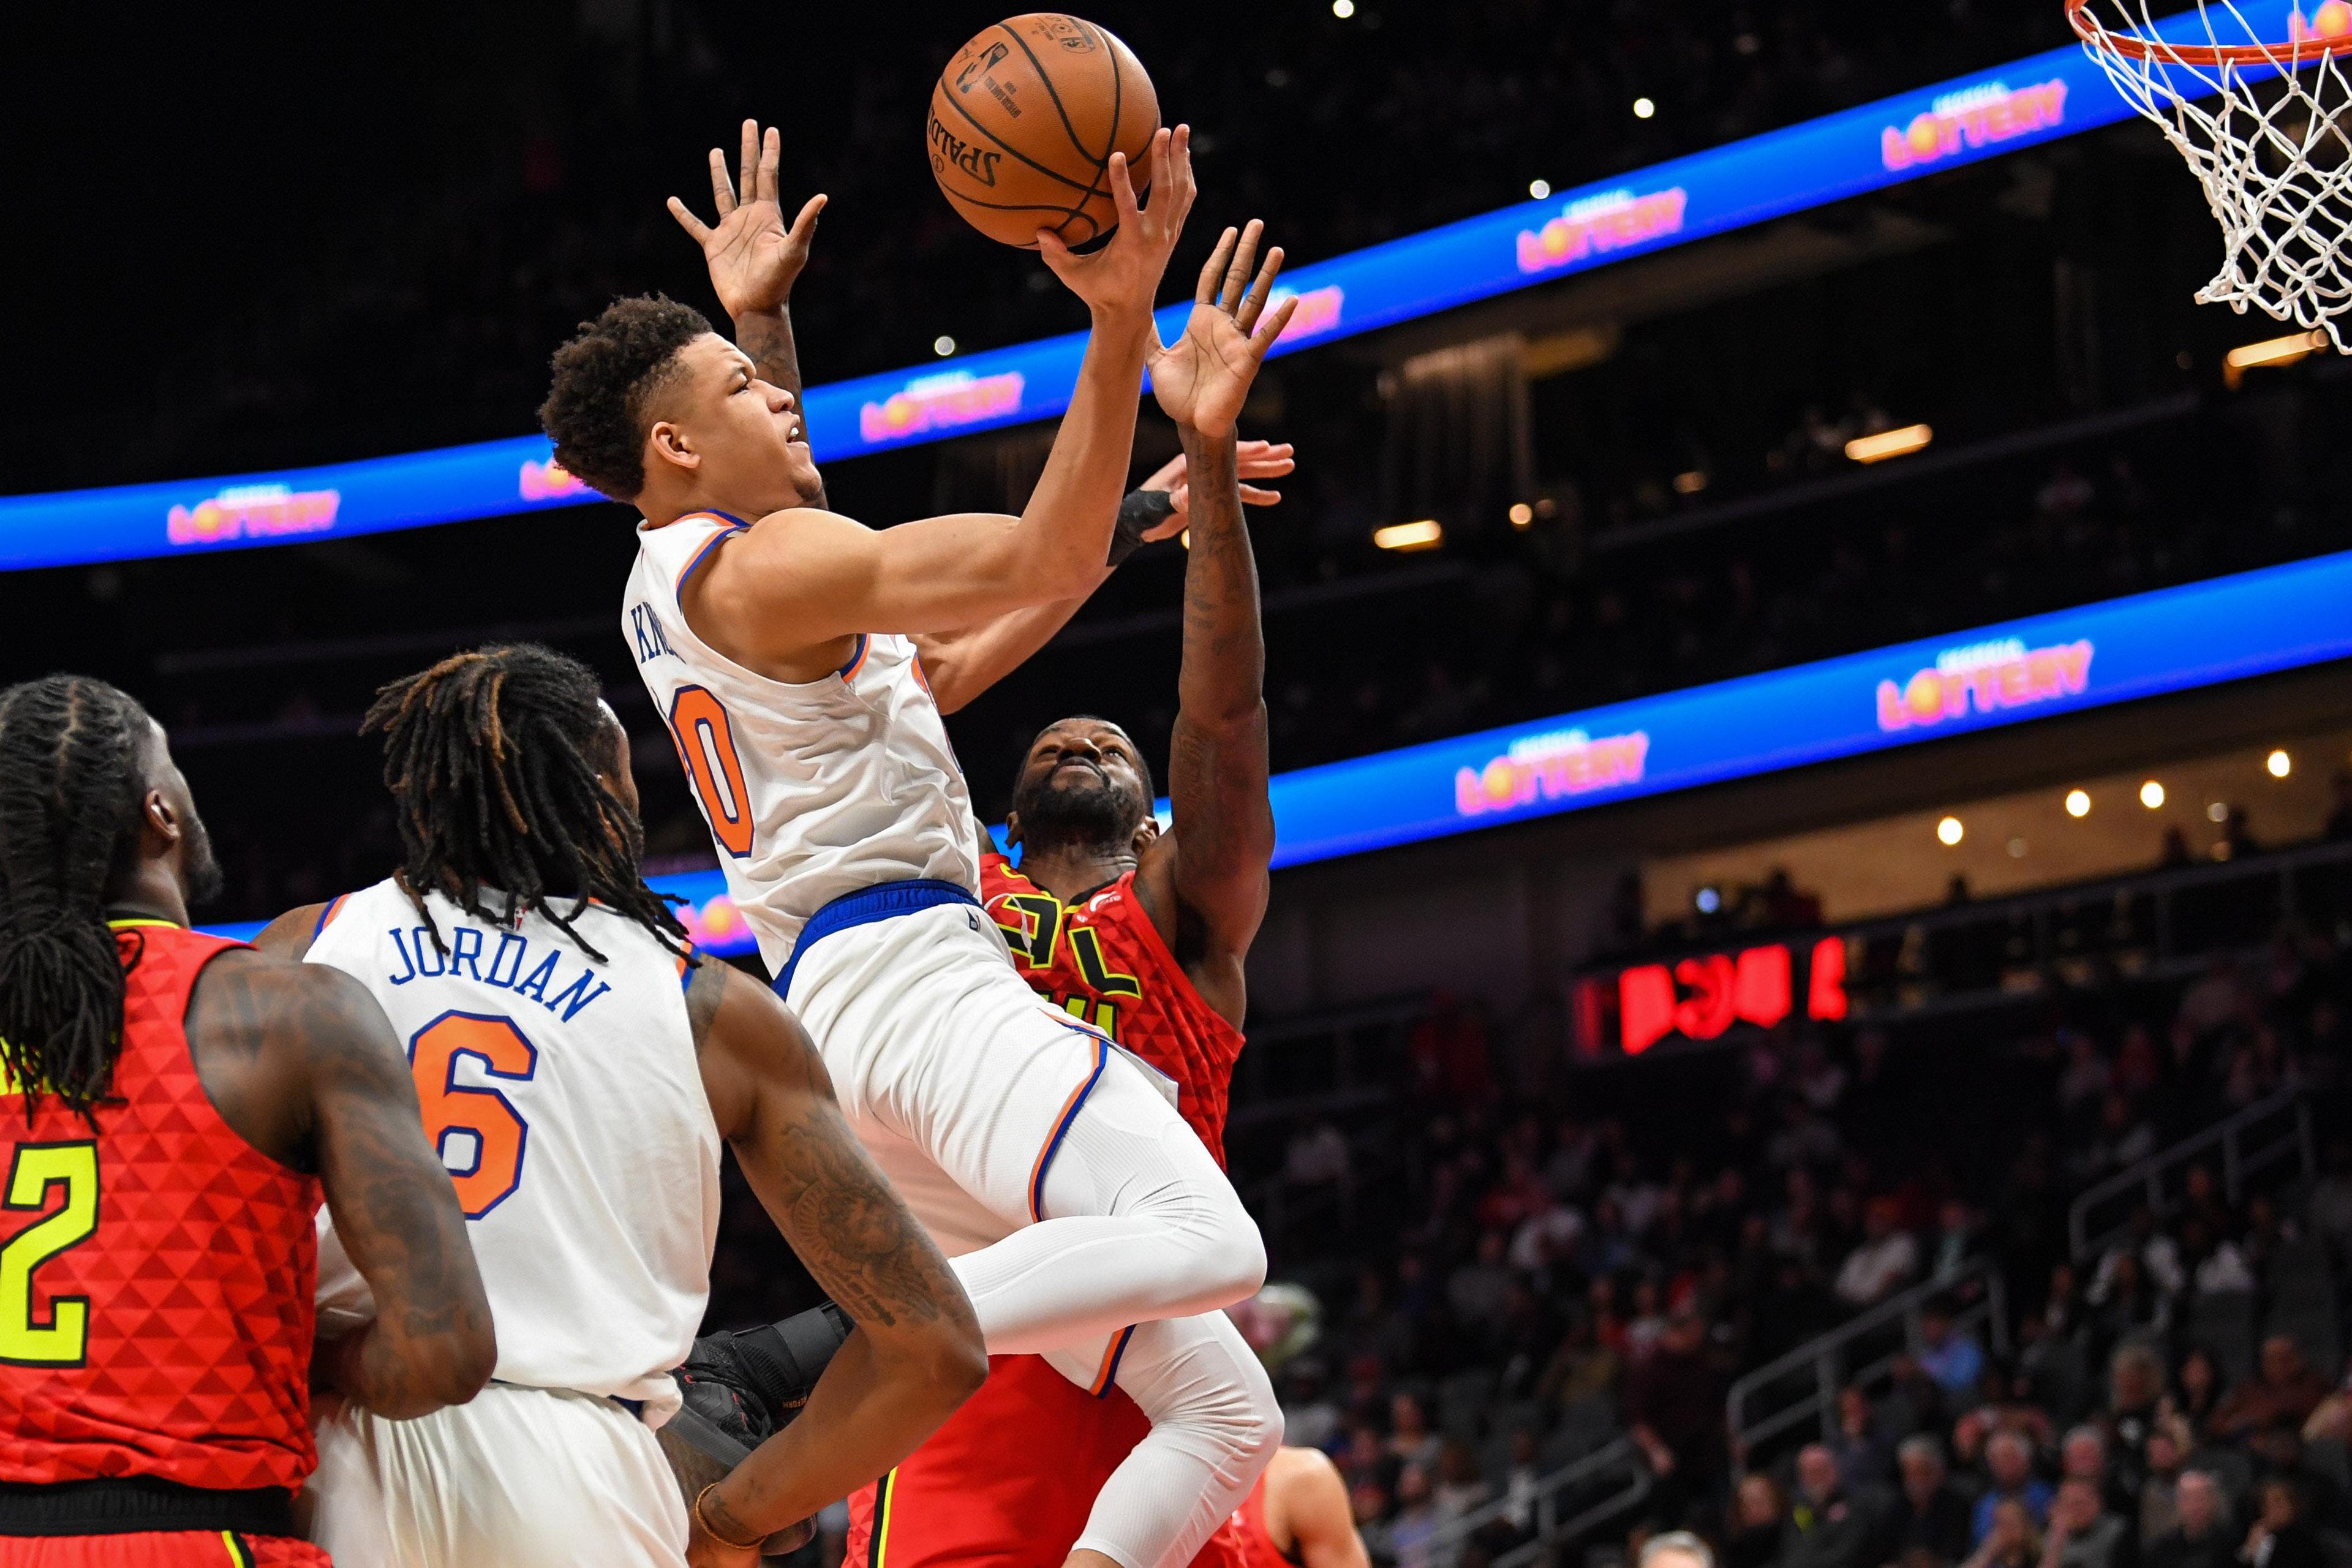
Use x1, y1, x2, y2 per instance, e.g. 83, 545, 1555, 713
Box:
540, 123, 1298, 1568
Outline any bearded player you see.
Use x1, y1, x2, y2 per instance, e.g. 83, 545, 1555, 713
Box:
842, 227, 1284, 1566
541, 122, 1299, 1566
0, 676, 494, 1567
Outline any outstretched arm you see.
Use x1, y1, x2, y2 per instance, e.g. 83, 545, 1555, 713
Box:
669, 121, 829, 510
1134, 224, 1291, 1020
288, 966, 496, 1418
911, 440, 1294, 713
688, 962, 985, 1547
686, 129, 1199, 668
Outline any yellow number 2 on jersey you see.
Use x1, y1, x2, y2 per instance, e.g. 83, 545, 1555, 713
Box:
0, 1140, 99, 1366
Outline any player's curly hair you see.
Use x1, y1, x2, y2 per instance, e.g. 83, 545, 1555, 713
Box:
365, 643, 690, 966
539, 295, 713, 502
0, 675, 155, 1123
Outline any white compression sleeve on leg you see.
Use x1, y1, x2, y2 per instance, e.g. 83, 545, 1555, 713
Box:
944, 1052, 1265, 1355
1051, 1311, 1283, 1568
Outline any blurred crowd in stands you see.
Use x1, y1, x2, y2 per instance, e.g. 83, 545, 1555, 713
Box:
1193, 869, 2352, 1567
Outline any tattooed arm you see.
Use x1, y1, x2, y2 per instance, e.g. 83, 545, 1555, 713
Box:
296, 964, 496, 1417
190, 952, 494, 1419
1131, 423, 1275, 1028
688, 960, 986, 1543
1129, 221, 1289, 1028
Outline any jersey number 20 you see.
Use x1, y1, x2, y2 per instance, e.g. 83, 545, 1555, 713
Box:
0, 1140, 99, 1366
409, 1012, 539, 1221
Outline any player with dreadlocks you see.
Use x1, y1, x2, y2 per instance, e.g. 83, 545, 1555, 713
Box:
257, 643, 984, 1568
0, 674, 494, 1568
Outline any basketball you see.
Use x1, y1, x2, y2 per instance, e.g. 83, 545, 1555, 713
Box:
928, 13, 1159, 250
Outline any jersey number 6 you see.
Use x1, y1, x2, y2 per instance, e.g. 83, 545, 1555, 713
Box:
667, 685, 755, 858
409, 1012, 539, 1221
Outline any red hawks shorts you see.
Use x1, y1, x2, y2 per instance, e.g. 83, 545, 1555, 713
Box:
845, 1355, 1249, 1568
0, 1532, 329, 1567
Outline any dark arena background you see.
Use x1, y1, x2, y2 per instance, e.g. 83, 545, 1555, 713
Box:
9, 2, 2352, 1565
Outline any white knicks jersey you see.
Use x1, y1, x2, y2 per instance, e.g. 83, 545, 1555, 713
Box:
307, 879, 720, 1423
624, 510, 984, 973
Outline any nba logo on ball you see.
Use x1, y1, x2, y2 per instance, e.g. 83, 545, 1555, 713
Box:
928, 14, 1160, 250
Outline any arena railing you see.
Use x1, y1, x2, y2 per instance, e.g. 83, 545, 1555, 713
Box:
1795, 835, 2351, 1027
1417, 1433, 1653, 1568
1725, 1257, 2010, 1465
2067, 1084, 2313, 1264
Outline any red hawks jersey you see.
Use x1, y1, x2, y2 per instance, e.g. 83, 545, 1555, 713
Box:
844, 854, 1256, 1568
1235, 1471, 1297, 1568
0, 922, 322, 1493
980, 850, 1247, 1162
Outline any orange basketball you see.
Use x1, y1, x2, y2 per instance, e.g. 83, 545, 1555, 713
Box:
929, 14, 1159, 250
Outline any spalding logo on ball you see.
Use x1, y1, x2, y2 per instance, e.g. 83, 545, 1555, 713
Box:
928, 13, 1159, 250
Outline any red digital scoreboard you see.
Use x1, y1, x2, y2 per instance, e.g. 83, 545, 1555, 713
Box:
1572, 935, 1848, 1058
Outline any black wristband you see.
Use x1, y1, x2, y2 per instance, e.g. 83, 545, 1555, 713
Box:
1109, 489, 1177, 568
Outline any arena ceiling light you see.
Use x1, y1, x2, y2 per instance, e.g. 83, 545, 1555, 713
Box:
1508, 502, 1534, 528
2222, 329, 2328, 388
1633, 97, 1657, 119
1528, 179, 1551, 200
2267, 748, 2293, 777
1373, 519, 1444, 552
1845, 424, 1934, 464
2065, 789, 2092, 817
1937, 816, 1965, 845
932, 336, 956, 357
2140, 780, 2166, 809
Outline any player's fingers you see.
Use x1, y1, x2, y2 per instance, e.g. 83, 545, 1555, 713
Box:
1238, 483, 1284, 505
709, 148, 735, 216
1219, 220, 1261, 314
1246, 294, 1300, 360
1142, 128, 1175, 233
790, 193, 828, 245
739, 119, 760, 208
1196, 227, 1238, 307
1167, 124, 1197, 232
759, 126, 782, 206
667, 197, 714, 246
1035, 227, 1074, 267
1106, 149, 1142, 233
1235, 244, 1284, 333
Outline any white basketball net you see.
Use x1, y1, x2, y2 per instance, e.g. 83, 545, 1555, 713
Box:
2073, 0, 2352, 349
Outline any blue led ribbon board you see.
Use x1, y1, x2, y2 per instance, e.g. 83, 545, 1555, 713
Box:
203, 546, 2352, 957
2, 2, 2296, 572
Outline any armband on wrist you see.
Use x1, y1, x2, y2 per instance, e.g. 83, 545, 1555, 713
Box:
1109, 489, 1177, 568
695, 1483, 767, 1551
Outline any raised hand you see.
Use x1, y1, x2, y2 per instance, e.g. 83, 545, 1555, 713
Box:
669, 120, 826, 320
1137, 439, 1297, 540
1148, 220, 1297, 440
1037, 126, 1197, 324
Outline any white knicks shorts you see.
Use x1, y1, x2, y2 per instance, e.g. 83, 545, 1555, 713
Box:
305, 1384, 687, 1568
778, 892, 1152, 1256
